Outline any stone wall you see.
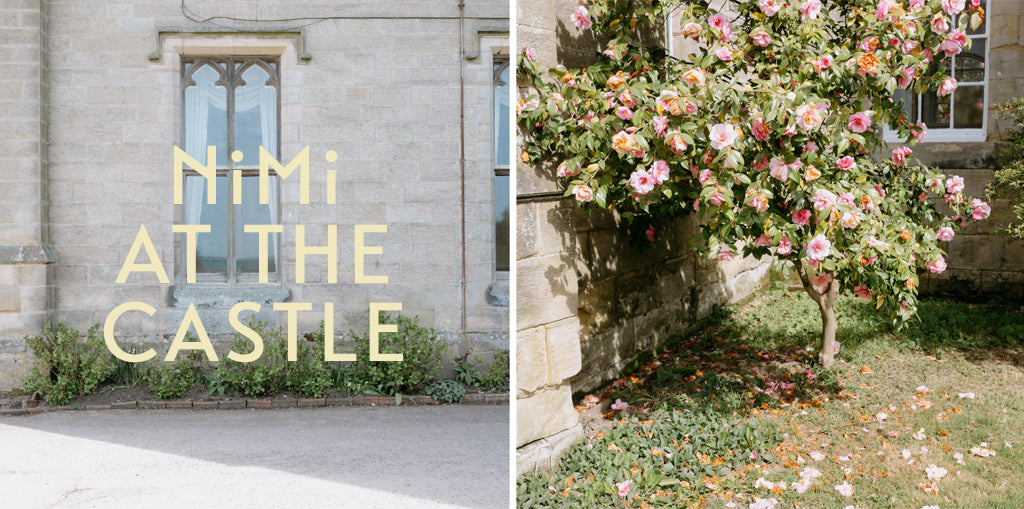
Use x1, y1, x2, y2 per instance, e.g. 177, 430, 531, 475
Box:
0, 0, 509, 390
515, 0, 771, 475
0, 0, 51, 391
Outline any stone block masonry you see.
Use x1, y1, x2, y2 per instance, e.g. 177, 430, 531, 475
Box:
0, 0, 509, 389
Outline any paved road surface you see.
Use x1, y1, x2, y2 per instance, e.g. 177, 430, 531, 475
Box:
0, 405, 509, 508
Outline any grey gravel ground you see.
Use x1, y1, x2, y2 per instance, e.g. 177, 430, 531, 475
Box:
0, 405, 510, 508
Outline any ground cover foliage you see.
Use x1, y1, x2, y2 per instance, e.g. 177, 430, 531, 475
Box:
518, 289, 1024, 508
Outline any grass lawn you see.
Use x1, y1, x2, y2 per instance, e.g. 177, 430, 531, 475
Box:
517, 289, 1024, 508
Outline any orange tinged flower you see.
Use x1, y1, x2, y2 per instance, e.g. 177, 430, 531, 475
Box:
857, 53, 881, 74
905, 278, 915, 289
803, 165, 821, 182
900, 229, 912, 241
607, 71, 627, 90
861, 365, 874, 374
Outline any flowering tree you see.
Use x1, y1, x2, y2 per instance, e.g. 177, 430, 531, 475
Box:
518, 0, 989, 368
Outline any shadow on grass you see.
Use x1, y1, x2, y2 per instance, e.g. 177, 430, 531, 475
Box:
595, 289, 1024, 420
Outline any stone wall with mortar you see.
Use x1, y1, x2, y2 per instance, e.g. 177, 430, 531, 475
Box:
0, 0, 509, 390
515, 0, 771, 475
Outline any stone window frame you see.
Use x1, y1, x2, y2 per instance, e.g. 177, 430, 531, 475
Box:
493, 56, 511, 274
178, 55, 282, 284
884, 3, 991, 143
475, 34, 511, 305
158, 34, 298, 306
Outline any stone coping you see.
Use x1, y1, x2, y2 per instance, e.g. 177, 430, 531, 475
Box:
0, 393, 509, 416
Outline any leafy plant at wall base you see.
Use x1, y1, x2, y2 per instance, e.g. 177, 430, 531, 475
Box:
109, 344, 143, 386
518, 0, 991, 367
350, 313, 445, 396
284, 326, 333, 397
145, 354, 198, 400
423, 379, 466, 403
987, 98, 1024, 240
481, 350, 509, 392
213, 319, 288, 397
23, 323, 116, 405
454, 357, 482, 386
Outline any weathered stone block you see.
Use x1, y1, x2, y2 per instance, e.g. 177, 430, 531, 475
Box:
516, 326, 548, 396
516, 384, 578, 448
546, 316, 581, 385
517, 253, 578, 329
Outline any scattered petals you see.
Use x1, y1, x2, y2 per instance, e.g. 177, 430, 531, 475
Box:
834, 481, 854, 497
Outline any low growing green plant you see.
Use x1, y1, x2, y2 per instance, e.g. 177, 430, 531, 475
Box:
454, 357, 481, 387
145, 354, 198, 400
480, 350, 509, 392
423, 379, 466, 403
23, 323, 115, 405
349, 313, 446, 396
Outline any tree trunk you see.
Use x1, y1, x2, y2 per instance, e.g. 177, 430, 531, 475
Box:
794, 260, 839, 369
816, 287, 838, 369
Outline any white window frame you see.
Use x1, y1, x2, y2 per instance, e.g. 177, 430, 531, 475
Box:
885, 4, 991, 143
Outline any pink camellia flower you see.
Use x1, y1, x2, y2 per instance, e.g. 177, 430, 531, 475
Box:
795, 103, 827, 131
971, 198, 991, 220
897, 67, 916, 89
848, 111, 873, 133
682, 68, 705, 87
710, 192, 725, 206
945, 192, 965, 205
910, 0, 926, 11
747, 191, 769, 212
570, 5, 591, 30
715, 46, 733, 61
811, 189, 837, 211
667, 131, 688, 155
653, 115, 668, 136
838, 191, 857, 208
914, 121, 928, 143
615, 479, 632, 498
708, 13, 732, 40
931, 14, 950, 34
816, 55, 834, 71
618, 88, 636, 108
854, 284, 872, 299
936, 227, 955, 241
650, 160, 670, 184
939, 38, 963, 57
793, 209, 812, 226
804, 141, 819, 153
523, 46, 536, 61
777, 236, 793, 255
751, 31, 772, 47
556, 161, 580, 178
891, 146, 912, 166
837, 155, 856, 170
630, 169, 656, 195
926, 256, 947, 273
840, 210, 861, 228
751, 116, 770, 142
699, 169, 713, 185
718, 246, 737, 261
709, 123, 739, 150
812, 272, 832, 294
682, 97, 699, 115
754, 235, 773, 247
759, 0, 783, 16
800, 0, 822, 21
682, 21, 702, 40
752, 157, 770, 172
807, 234, 832, 261
769, 158, 789, 182
972, 0, 980, 6
645, 227, 656, 242
876, 0, 894, 21
616, 106, 633, 120
942, 0, 966, 15
573, 184, 594, 202
946, 175, 965, 194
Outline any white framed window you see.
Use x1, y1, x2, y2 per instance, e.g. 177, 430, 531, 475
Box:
887, 2, 990, 143
180, 56, 281, 283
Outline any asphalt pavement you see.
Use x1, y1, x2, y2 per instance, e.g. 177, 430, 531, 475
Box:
0, 405, 509, 508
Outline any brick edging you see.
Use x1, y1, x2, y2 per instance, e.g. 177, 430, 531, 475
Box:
0, 392, 509, 416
